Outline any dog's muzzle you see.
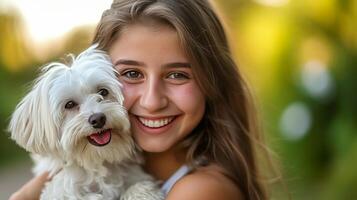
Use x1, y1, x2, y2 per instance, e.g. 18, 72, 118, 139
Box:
88, 112, 106, 129
87, 113, 112, 146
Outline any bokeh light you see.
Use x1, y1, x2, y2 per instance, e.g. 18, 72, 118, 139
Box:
7, 0, 112, 44
301, 60, 334, 100
280, 101, 312, 141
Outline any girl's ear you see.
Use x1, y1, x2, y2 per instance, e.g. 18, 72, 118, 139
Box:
8, 67, 60, 154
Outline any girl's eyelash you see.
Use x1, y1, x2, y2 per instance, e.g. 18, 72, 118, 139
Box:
119, 69, 133, 75
120, 69, 143, 79
167, 72, 191, 79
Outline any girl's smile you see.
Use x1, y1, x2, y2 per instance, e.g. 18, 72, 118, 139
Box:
137, 115, 176, 129
133, 115, 178, 135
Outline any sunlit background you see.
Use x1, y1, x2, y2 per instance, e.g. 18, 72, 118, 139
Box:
0, 0, 356, 199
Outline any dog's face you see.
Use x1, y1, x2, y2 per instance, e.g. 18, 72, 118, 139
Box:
9, 45, 134, 167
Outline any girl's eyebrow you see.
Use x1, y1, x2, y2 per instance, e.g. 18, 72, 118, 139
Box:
163, 62, 191, 68
114, 59, 191, 68
114, 59, 145, 67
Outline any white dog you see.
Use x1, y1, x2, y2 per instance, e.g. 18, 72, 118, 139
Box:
8, 45, 164, 200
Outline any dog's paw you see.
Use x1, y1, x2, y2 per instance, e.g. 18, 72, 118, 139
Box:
120, 181, 164, 200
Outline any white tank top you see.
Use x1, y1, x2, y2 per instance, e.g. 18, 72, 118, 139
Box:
161, 165, 192, 196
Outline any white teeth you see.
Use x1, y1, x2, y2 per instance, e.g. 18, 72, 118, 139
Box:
138, 117, 174, 128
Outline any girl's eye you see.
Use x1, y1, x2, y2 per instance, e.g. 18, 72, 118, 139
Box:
98, 88, 109, 97
167, 72, 190, 80
65, 101, 78, 109
121, 70, 143, 79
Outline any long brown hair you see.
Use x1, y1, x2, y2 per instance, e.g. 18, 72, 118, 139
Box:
93, 0, 272, 199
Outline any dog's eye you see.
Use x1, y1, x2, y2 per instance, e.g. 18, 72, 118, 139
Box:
98, 88, 109, 97
65, 101, 78, 109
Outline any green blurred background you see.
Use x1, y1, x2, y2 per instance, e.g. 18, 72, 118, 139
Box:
0, 0, 356, 199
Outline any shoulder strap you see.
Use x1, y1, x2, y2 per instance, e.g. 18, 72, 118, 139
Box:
161, 165, 192, 196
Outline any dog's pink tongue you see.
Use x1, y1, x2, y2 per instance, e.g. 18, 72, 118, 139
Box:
89, 130, 111, 145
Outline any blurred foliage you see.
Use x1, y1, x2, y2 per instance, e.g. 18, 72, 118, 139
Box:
0, 0, 356, 199
220, 0, 357, 199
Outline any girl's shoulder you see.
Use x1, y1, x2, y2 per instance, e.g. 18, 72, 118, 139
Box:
165, 164, 243, 200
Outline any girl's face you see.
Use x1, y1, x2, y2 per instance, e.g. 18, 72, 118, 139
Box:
109, 23, 205, 153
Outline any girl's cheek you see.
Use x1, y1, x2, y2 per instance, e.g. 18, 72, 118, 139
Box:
121, 83, 137, 110
168, 83, 204, 109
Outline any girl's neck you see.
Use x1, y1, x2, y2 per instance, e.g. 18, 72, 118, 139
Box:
143, 147, 187, 181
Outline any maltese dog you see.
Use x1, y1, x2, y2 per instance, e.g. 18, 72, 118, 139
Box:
8, 44, 163, 200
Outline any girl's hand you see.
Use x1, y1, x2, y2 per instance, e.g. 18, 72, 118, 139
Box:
9, 172, 50, 200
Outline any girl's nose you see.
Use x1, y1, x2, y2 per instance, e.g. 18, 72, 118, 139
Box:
140, 78, 168, 112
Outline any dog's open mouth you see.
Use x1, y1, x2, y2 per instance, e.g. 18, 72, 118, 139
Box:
87, 129, 112, 146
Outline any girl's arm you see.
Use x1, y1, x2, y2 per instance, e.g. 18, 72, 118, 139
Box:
9, 172, 49, 200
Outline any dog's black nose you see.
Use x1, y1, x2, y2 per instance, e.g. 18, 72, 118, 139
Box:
88, 113, 106, 128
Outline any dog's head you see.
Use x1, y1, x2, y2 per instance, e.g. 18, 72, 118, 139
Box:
9, 44, 134, 167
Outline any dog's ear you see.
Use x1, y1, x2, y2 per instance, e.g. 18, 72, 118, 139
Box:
9, 64, 63, 154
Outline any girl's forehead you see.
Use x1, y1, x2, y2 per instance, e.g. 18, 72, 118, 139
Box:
119, 22, 178, 42
109, 24, 188, 61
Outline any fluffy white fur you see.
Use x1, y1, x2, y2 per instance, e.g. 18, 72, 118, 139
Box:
9, 44, 164, 200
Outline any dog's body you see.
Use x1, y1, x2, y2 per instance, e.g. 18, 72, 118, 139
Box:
9, 45, 163, 200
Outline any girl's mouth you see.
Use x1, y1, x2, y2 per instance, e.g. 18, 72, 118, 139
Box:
137, 116, 175, 129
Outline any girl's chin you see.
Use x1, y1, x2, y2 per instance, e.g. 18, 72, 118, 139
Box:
136, 140, 172, 153
132, 131, 172, 153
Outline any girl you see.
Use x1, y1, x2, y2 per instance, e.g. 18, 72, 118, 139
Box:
10, 0, 275, 199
